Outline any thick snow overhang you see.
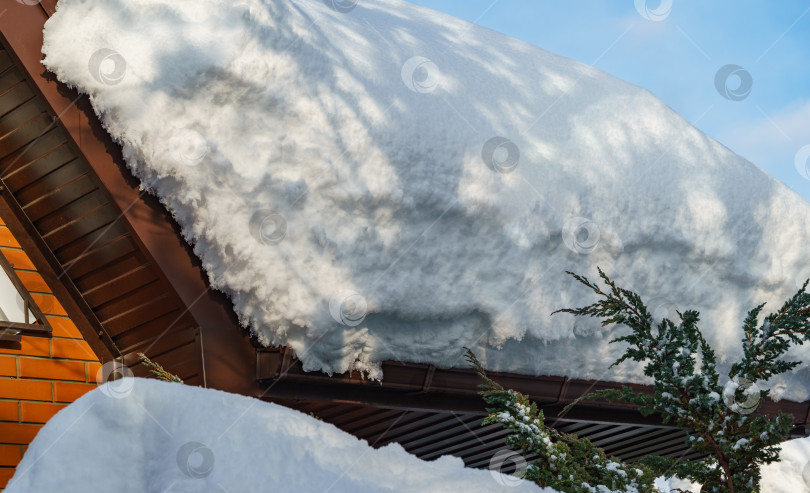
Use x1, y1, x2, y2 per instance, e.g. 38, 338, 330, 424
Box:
0, 1, 254, 391
1, 0, 807, 467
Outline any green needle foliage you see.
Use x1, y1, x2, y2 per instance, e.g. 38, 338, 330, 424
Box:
138, 353, 183, 383
553, 268, 810, 492
465, 348, 658, 492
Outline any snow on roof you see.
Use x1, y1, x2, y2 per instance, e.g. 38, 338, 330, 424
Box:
5, 379, 546, 492
42, 0, 810, 398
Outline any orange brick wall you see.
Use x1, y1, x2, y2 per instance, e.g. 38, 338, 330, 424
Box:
0, 216, 101, 490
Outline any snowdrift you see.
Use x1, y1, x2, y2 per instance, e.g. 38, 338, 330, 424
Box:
41, 0, 810, 398
5, 379, 545, 492
6, 379, 810, 492
761, 434, 810, 492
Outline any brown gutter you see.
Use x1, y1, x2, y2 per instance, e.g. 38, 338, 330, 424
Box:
0, 1, 256, 393
257, 348, 810, 428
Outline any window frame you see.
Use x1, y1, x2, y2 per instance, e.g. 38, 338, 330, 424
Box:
0, 249, 52, 342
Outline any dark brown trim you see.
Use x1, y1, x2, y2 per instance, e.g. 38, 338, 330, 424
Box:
0, 1, 249, 387
0, 238, 52, 334
0, 330, 19, 341
0, 321, 49, 332
0, 185, 117, 361
257, 347, 810, 427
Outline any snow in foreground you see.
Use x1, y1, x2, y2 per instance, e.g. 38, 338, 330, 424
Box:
654, 441, 810, 493
6, 379, 546, 492
6, 378, 810, 492
42, 0, 810, 396
761, 435, 810, 492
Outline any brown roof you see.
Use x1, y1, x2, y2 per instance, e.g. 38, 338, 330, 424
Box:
0, 2, 252, 391
0, 0, 807, 468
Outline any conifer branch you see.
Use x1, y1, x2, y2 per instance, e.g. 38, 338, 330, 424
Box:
138, 353, 183, 383
465, 348, 658, 492
552, 270, 810, 492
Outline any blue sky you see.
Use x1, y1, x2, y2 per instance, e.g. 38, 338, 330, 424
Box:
409, 0, 810, 201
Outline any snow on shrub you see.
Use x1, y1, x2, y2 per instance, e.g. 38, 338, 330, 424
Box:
552, 269, 810, 493
466, 349, 658, 492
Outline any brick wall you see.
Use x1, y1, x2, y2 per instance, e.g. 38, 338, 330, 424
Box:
0, 215, 100, 490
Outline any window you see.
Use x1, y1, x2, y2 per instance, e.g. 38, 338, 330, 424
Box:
0, 251, 51, 342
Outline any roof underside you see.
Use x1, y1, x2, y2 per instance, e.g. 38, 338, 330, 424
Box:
0, 41, 204, 383
0, 0, 807, 471
281, 401, 704, 467
256, 347, 808, 464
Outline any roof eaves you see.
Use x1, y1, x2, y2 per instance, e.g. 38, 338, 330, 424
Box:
0, 2, 249, 388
